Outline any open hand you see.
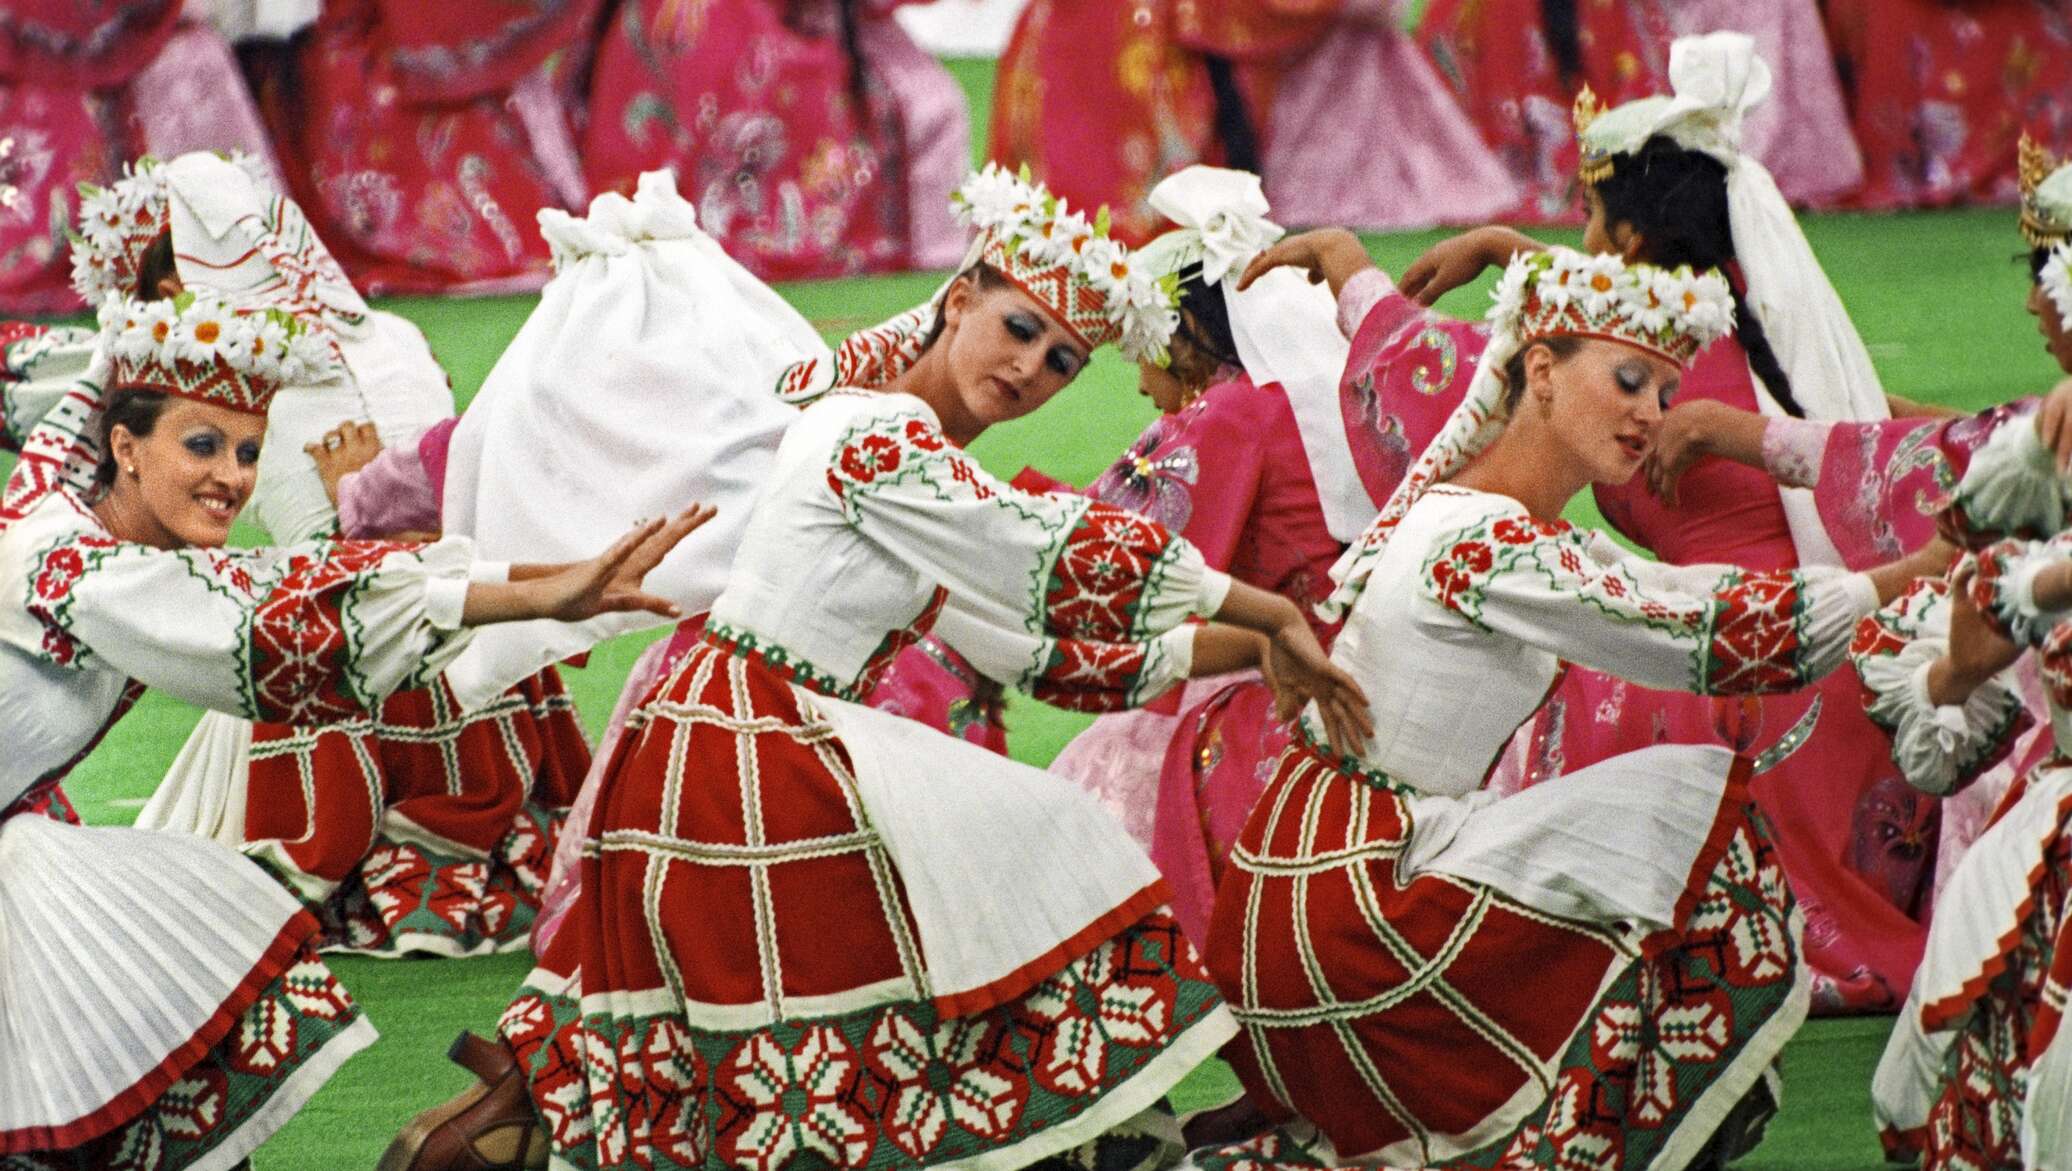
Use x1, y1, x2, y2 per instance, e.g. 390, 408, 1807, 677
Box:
1261, 620, 1373, 757
528, 506, 715, 623
1642, 400, 1727, 505
1928, 557, 2022, 704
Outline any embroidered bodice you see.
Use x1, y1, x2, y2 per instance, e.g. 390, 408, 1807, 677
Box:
0, 487, 484, 810
707, 390, 1230, 710
1325, 485, 1878, 795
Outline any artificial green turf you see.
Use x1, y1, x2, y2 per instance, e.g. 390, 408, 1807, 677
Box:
25, 56, 2063, 1171
60, 204, 2018, 1171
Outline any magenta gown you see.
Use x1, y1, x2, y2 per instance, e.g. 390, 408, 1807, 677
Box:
0, 5, 281, 314
1041, 374, 1344, 943
1329, 268, 2044, 1013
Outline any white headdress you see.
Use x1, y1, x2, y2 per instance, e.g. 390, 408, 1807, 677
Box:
1576, 32, 1887, 427
1134, 165, 1372, 541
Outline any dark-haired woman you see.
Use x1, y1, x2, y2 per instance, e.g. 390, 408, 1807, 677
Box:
1038, 167, 1371, 943
381, 165, 1371, 1171
0, 290, 701, 1170
582, 0, 970, 279
1260, 32, 1986, 1013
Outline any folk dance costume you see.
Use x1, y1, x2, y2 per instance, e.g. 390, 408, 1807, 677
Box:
484, 168, 1239, 1171
0, 1, 280, 314
61, 153, 593, 959
1823, 0, 2072, 210
1864, 156, 2072, 1171
1189, 247, 1854, 1171
1043, 167, 1366, 941
0, 293, 502, 1169
243, 0, 593, 294
585, 0, 972, 278
990, 0, 1513, 242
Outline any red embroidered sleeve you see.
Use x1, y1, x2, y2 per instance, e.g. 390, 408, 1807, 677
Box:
1043, 504, 1183, 645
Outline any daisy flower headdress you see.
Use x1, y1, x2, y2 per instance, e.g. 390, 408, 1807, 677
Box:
2020, 134, 2072, 325
1317, 246, 1735, 620
1572, 31, 1885, 424
68, 157, 172, 304
98, 289, 336, 416
953, 163, 1181, 365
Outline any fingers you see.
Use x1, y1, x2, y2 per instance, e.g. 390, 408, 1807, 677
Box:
1236, 251, 1274, 292
1398, 260, 1434, 304
597, 589, 684, 619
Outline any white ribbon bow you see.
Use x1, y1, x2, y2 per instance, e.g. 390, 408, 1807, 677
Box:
1146, 166, 1283, 286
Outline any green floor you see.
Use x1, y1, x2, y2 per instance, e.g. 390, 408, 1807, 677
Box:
35, 205, 2053, 1169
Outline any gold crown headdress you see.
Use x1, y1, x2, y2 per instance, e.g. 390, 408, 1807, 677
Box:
2020, 133, 2072, 248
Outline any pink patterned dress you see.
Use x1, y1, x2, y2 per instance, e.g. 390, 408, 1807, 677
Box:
249, 0, 595, 294
583, 0, 968, 279
1046, 375, 1343, 944
1335, 267, 2028, 1014
0, 4, 279, 314
1825, 0, 2072, 210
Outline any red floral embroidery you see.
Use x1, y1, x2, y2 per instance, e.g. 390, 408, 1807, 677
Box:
1704, 573, 1805, 693
1429, 539, 1496, 613
837, 435, 902, 486
1030, 638, 1151, 713
904, 418, 945, 453
1492, 515, 1565, 545
864, 1012, 1029, 1158
33, 544, 84, 601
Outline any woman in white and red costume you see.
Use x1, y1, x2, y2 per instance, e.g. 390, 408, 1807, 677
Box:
0, 289, 701, 1170
1184, 247, 1940, 1171
382, 165, 1370, 1171
56, 152, 596, 960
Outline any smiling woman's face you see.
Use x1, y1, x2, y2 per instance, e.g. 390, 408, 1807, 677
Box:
106, 396, 264, 548
937, 276, 1092, 430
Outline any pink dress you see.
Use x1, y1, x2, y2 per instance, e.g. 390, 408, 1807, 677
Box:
249, 0, 594, 294
583, 0, 969, 279
1045, 374, 1344, 943
0, 7, 280, 314
1335, 267, 2030, 1014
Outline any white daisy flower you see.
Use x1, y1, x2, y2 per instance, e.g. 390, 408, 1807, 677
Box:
1574, 253, 1627, 318
168, 300, 232, 366
1537, 249, 1585, 311
2043, 243, 2072, 328
1486, 253, 1535, 327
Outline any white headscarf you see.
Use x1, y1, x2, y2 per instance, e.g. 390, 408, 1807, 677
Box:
1585, 31, 1887, 427
1139, 166, 1373, 542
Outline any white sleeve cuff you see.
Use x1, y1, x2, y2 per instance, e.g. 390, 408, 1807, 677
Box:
423, 574, 471, 632
468, 560, 511, 584
1196, 569, 1234, 619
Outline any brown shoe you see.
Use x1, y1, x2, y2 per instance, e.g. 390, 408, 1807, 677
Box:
378, 1032, 548, 1171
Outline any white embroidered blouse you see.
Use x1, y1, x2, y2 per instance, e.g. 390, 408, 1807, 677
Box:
706, 390, 1231, 709
0, 486, 490, 811
1326, 485, 1879, 795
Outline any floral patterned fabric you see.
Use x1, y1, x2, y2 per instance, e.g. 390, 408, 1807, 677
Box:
5, 949, 373, 1171
248, 0, 587, 294
245, 669, 590, 958
1824, 0, 2072, 210
584, 0, 926, 280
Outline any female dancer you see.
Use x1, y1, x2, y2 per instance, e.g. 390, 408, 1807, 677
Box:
0, 289, 700, 1169
1192, 245, 1936, 1171
245, 0, 594, 293
1856, 149, 2072, 1171
381, 163, 1368, 1171
1275, 31, 1976, 1013
1042, 165, 1367, 942
63, 151, 595, 958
